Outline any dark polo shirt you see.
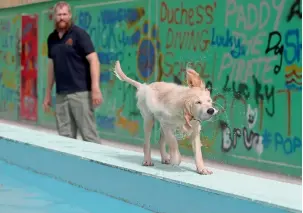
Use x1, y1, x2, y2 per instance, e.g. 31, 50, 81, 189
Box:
47, 25, 94, 94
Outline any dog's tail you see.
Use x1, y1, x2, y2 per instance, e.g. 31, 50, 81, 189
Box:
113, 61, 141, 88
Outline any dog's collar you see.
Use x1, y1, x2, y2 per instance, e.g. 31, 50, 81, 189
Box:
190, 116, 201, 123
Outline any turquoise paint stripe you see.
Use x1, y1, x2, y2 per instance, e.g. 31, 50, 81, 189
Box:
0, 160, 153, 213
0, 138, 298, 213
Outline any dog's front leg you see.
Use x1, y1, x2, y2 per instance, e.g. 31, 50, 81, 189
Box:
143, 118, 154, 166
190, 125, 213, 175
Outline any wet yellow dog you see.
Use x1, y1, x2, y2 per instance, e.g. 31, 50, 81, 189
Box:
113, 61, 218, 175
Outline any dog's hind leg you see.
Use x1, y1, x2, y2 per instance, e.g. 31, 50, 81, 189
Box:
142, 117, 154, 166
137, 98, 154, 166
159, 128, 170, 164
162, 126, 181, 165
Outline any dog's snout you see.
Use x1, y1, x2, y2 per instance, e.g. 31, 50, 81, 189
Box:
207, 108, 215, 115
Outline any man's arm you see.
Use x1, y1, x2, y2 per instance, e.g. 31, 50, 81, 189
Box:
77, 29, 100, 89
46, 35, 55, 94
86, 52, 100, 89
46, 58, 55, 93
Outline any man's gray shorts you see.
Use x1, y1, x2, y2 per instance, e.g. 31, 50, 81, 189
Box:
55, 91, 99, 143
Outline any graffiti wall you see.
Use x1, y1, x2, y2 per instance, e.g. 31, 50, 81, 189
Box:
20, 14, 38, 121
0, 0, 301, 177
37, 6, 57, 128
144, 0, 301, 176
73, 1, 151, 144
0, 14, 21, 121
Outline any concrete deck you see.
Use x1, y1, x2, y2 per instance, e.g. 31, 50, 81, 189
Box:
0, 122, 301, 213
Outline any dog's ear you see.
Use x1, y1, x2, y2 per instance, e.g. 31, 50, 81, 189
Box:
184, 98, 193, 115
184, 99, 193, 130
205, 88, 210, 96
186, 69, 205, 88
186, 68, 199, 77
186, 69, 199, 87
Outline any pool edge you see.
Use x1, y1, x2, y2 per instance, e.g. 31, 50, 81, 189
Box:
0, 137, 300, 213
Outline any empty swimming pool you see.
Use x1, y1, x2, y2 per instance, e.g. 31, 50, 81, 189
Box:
0, 160, 153, 213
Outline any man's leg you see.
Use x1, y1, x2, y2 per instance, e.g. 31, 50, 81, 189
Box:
68, 91, 100, 143
55, 93, 77, 138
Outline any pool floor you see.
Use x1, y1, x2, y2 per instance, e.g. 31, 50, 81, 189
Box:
0, 160, 153, 213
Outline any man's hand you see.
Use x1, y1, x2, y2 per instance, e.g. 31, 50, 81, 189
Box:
43, 92, 52, 112
92, 87, 103, 107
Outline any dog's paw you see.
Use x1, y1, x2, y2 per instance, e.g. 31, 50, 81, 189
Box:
170, 156, 181, 166
161, 158, 170, 164
142, 161, 154, 166
197, 168, 213, 175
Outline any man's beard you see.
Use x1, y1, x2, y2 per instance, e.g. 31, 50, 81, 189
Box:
55, 20, 72, 31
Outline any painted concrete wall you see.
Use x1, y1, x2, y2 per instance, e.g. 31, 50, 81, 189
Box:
0, 0, 50, 9
0, 0, 301, 177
